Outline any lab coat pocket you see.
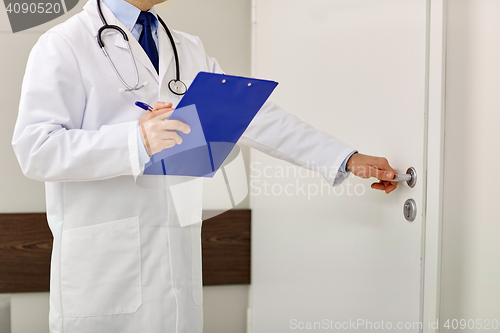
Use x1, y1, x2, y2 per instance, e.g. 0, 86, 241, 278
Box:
61, 216, 142, 317
191, 223, 203, 305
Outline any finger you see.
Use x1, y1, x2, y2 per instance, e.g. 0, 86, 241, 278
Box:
150, 139, 176, 154
150, 135, 181, 151
157, 131, 183, 144
371, 182, 386, 191
152, 108, 174, 118
160, 139, 177, 150
384, 182, 397, 194
140, 110, 173, 126
369, 166, 395, 181
153, 102, 172, 110
164, 120, 191, 134
371, 180, 398, 193
152, 105, 172, 113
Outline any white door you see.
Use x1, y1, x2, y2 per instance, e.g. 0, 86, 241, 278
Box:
250, 1, 428, 331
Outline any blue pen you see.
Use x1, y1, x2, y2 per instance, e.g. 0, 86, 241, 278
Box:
135, 101, 153, 112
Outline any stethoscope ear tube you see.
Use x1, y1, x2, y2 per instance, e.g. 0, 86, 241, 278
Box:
96, 0, 186, 95
97, 25, 129, 48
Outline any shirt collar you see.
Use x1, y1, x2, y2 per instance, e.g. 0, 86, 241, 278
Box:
100, 0, 158, 32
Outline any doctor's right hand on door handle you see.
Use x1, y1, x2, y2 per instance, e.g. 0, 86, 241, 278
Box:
139, 102, 191, 156
346, 153, 397, 194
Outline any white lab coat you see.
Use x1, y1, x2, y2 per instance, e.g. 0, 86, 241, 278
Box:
12, 1, 354, 332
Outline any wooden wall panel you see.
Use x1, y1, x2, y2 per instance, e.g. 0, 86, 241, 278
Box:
0, 213, 52, 293
0, 210, 250, 293
201, 210, 251, 285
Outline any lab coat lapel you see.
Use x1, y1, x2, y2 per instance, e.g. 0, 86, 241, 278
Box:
113, 23, 159, 81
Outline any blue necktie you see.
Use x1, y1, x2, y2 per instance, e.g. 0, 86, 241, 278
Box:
137, 11, 159, 74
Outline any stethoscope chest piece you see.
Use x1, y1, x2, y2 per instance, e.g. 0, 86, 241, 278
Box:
169, 79, 187, 95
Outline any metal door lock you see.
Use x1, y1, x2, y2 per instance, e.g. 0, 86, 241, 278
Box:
391, 167, 417, 188
403, 198, 417, 222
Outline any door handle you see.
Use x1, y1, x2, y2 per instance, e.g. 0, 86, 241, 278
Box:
390, 167, 417, 188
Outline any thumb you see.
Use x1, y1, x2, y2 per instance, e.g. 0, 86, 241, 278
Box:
373, 168, 394, 181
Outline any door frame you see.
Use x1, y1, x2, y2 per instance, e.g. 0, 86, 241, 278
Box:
422, 0, 447, 332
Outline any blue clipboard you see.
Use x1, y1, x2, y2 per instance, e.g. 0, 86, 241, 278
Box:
143, 72, 278, 177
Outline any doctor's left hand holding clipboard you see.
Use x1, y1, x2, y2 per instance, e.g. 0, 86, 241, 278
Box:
136, 101, 192, 158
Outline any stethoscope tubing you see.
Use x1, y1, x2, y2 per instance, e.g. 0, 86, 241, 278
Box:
96, 0, 185, 94
157, 16, 180, 85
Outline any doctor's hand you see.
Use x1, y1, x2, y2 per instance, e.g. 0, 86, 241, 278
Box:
346, 153, 397, 194
139, 102, 191, 156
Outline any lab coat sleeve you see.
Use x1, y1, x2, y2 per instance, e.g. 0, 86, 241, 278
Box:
136, 126, 151, 165
239, 102, 356, 186
12, 32, 139, 182
205, 56, 356, 187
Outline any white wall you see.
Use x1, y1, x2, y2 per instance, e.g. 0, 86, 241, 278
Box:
0, 0, 251, 332
441, 0, 500, 328
0, 295, 10, 333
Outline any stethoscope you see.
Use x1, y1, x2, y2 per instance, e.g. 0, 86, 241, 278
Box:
96, 0, 187, 95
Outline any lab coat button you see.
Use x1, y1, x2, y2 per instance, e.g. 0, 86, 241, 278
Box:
175, 279, 182, 289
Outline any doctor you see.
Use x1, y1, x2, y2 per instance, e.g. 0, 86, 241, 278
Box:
12, 0, 397, 332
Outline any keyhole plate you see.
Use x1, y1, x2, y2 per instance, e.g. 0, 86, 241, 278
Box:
403, 198, 417, 222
